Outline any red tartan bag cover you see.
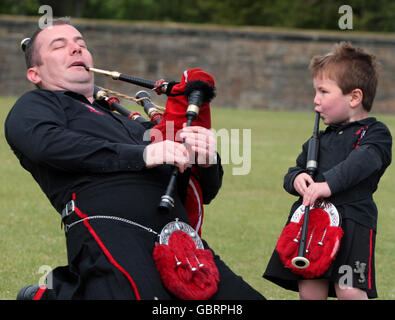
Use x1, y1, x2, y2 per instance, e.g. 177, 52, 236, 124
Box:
152, 68, 214, 141
275, 201, 344, 278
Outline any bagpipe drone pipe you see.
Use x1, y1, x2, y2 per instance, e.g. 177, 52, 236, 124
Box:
88, 67, 216, 237
275, 112, 344, 278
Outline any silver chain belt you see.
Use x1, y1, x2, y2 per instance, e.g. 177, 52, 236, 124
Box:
65, 215, 159, 236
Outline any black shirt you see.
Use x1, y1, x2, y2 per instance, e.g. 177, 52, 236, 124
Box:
283, 117, 392, 230
4, 89, 223, 214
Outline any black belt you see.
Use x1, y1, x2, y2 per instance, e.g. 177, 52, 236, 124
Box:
60, 199, 76, 230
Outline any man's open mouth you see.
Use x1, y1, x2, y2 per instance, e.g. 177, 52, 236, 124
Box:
69, 61, 86, 68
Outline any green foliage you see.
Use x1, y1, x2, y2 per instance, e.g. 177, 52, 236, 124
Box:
1, 0, 394, 32
0, 0, 40, 15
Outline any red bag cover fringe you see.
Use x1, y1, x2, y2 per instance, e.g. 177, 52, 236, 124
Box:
153, 231, 219, 300
276, 208, 344, 278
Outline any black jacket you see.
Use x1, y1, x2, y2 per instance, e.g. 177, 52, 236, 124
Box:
4, 89, 223, 214
284, 117, 392, 230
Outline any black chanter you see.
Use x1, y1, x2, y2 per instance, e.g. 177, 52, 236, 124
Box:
157, 89, 207, 213
291, 112, 321, 269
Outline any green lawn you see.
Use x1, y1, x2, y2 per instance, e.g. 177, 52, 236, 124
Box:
1, 97, 394, 300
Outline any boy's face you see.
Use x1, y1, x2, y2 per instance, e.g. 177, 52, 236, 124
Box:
313, 76, 351, 125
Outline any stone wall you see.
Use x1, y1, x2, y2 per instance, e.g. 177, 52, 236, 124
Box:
1, 15, 394, 112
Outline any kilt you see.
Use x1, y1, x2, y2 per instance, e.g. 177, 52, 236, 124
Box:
263, 218, 377, 299
36, 181, 264, 300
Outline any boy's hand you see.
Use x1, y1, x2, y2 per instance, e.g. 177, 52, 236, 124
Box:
302, 182, 332, 206
293, 173, 314, 196
294, 173, 332, 206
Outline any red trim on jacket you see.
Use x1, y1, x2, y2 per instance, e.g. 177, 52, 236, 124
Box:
368, 229, 373, 290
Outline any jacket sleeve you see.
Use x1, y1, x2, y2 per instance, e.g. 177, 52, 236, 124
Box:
323, 122, 392, 194
196, 153, 224, 204
5, 90, 147, 173
283, 138, 309, 196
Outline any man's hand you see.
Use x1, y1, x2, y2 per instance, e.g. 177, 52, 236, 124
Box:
143, 125, 217, 172
144, 140, 190, 173
179, 126, 217, 167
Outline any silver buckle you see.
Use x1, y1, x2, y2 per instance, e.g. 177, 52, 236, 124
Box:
61, 200, 75, 220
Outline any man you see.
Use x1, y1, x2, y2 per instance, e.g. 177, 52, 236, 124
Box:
6, 18, 264, 300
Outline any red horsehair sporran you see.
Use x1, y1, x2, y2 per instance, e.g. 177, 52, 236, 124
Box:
276, 200, 343, 278
153, 219, 219, 300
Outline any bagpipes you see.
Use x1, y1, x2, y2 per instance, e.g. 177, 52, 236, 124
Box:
88, 66, 219, 299
275, 112, 344, 278
87, 66, 215, 237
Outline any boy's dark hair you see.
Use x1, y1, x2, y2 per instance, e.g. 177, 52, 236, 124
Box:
24, 17, 72, 69
309, 41, 379, 112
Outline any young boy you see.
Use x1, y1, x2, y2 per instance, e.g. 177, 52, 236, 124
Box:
263, 42, 392, 299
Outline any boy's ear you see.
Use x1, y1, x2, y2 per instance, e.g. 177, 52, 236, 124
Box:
27, 66, 41, 85
349, 88, 363, 108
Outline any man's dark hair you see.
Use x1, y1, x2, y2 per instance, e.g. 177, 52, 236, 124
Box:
24, 17, 72, 69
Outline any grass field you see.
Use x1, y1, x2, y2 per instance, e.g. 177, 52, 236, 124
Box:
0, 96, 394, 300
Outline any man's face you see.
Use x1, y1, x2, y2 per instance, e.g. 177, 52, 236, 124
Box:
27, 24, 94, 95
